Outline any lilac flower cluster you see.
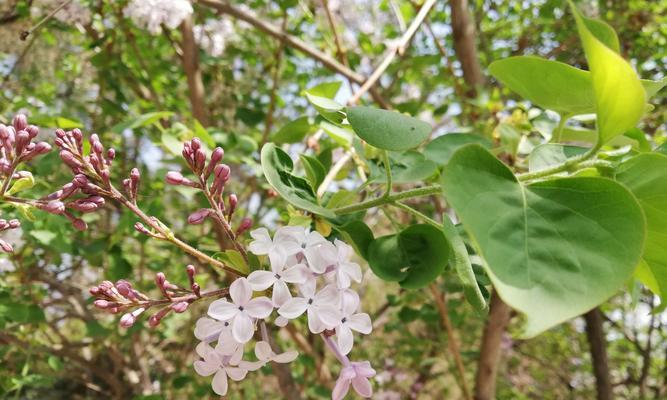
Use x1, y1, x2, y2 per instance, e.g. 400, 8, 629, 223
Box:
0, 115, 51, 173
194, 226, 375, 399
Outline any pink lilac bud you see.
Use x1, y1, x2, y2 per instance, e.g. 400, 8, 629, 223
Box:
236, 217, 253, 235
165, 171, 184, 185
107, 148, 115, 160
155, 272, 166, 289
119, 313, 136, 328
115, 280, 132, 297
13, 114, 27, 132
188, 209, 211, 225
192, 283, 201, 297
186, 264, 195, 280
60, 150, 81, 169
14, 130, 30, 155
38, 200, 65, 215
8, 219, 20, 229
134, 222, 152, 236
0, 239, 13, 253
195, 149, 206, 172
93, 299, 112, 309
148, 307, 171, 327
26, 125, 39, 138
89, 286, 101, 296
228, 194, 238, 218
172, 301, 189, 313
70, 217, 87, 231
191, 137, 201, 151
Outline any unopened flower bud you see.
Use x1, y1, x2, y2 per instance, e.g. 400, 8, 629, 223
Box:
71, 218, 88, 231
115, 280, 132, 297
188, 209, 211, 225
236, 217, 253, 235
8, 219, 20, 229
13, 114, 27, 132
94, 299, 111, 309
165, 171, 184, 185
89, 286, 101, 296
107, 148, 115, 160
228, 194, 238, 218
191, 137, 201, 151
39, 200, 65, 215
0, 239, 13, 253
172, 301, 189, 313
155, 272, 166, 288
119, 313, 136, 328
134, 222, 152, 236
26, 125, 39, 138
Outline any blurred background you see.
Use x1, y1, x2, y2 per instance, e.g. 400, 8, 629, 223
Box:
0, 0, 665, 399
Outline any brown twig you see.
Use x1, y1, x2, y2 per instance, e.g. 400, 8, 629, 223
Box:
20, 0, 74, 40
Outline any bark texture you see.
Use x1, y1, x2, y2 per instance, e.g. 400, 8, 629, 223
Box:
584, 308, 613, 400
474, 292, 511, 400
180, 16, 209, 126
450, 0, 484, 93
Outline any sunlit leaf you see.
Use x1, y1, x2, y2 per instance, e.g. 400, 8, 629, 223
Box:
347, 106, 431, 151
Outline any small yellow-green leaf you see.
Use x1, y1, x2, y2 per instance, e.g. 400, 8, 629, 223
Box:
570, 2, 645, 144
7, 172, 35, 195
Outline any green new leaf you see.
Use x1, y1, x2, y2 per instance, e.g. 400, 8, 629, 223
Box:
570, 2, 646, 144
616, 153, 667, 299
581, 14, 620, 53
489, 57, 596, 115
304, 81, 343, 99
442, 145, 645, 337
305, 93, 345, 124
347, 106, 431, 151
260, 143, 335, 218
7, 172, 35, 195
214, 250, 249, 274
273, 116, 311, 144
528, 144, 588, 173
442, 217, 487, 312
299, 154, 326, 190
367, 224, 449, 289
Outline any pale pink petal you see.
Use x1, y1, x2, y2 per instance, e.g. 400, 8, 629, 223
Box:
275, 316, 289, 327
230, 278, 253, 305
193, 360, 218, 377
276, 225, 306, 243
315, 305, 341, 329
341, 261, 362, 283
298, 278, 317, 298
281, 263, 309, 284
354, 361, 376, 377
278, 297, 308, 319
314, 284, 340, 305
225, 366, 248, 381
337, 325, 354, 355
336, 269, 352, 289
208, 299, 238, 321
216, 336, 239, 357
194, 317, 225, 342
341, 290, 360, 316
245, 297, 274, 319
195, 342, 219, 361
238, 360, 266, 371
307, 308, 325, 333
228, 344, 245, 365
272, 350, 298, 363
211, 369, 229, 396
254, 341, 273, 360
232, 313, 255, 343
247, 270, 276, 291
268, 250, 287, 270
272, 280, 292, 307
352, 376, 373, 398
335, 239, 353, 260
348, 313, 372, 334
332, 376, 351, 400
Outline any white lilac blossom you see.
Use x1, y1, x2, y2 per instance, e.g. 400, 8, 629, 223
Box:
123, 0, 193, 34
207, 278, 273, 343
194, 225, 375, 398
193, 19, 236, 57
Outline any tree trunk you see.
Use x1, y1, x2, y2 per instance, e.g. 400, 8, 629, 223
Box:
180, 16, 209, 126
449, 0, 484, 94
474, 291, 511, 400
584, 308, 613, 400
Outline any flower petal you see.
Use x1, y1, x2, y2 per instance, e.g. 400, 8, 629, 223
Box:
341, 290, 360, 316
337, 325, 354, 355
272, 280, 292, 307
238, 360, 266, 371
314, 284, 340, 306
228, 343, 245, 365
208, 299, 238, 321
193, 360, 218, 377
211, 369, 228, 396
247, 270, 276, 291
194, 317, 225, 342
332, 375, 352, 400
315, 305, 341, 329
348, 313, 372, 335
281, 263, 310, 284
245, 297, 274, 319
278, 297, 308, 319
232, 313, 255, 343
307, 308, 326, 333
254, 341, 273, 360
352, 376, 373, 398
230, 278, 253, 305
273, 350, 298, 363
274, 316, 289, 327
225, 366, 248, 381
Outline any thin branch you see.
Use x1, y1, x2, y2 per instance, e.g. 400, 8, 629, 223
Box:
20, 0, 74, 40
348, 0, 437, 105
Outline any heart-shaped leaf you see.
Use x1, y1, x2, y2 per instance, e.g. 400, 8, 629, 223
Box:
367, 224, 449, 289
570, 2, 646, 144
347, 106, 431, 151
616, 153, 667, 299
442, 145, 645, 336
260, 143, 335, 218
424, 133, 492, 166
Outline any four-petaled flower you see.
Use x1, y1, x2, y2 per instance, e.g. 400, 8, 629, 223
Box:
194, 342, 248, 396
239, 340, 298, 371
335, 290, 372, 355
278, 281, 341, 333
248, 227, 301, 267
208, 278, 273, 343
332, 361, 376, 400
247, 261, 309, 306
330, 240, 363, 289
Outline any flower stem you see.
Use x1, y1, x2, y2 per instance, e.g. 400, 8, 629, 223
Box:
321, 334, 350, 366
392, 202, 441, 228
332, 185, 441, 215
517, 143, 601, 182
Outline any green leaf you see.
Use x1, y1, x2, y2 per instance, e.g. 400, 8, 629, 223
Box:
616, 153, 667, 299
374, 151, 437, 184
641, 77, 667, 99
442, 217, 487, 312
305, 93, 345, 124
337, 220, 374, 259
581, 15, 620, 53
489, 56, 596, 115
347, 106, 431, 151
260, 143, 335, 218
304, 81, 343, 99
111, 111, 173, 133
214, 250, 249, 274
108, 251, 132, 281
442, 145, 645, 337
273, 117, 311, 144
193, 120, 216, 148
29, 230, 57, 246
7, 172, 34, 195
528, 144, 588, 173
299, 154, 326, 191
367, 224, 449, 289
570, 2, 646, 144
424, 133, 492, 166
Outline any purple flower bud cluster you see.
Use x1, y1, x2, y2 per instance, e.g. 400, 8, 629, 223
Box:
89, 265, 203, 329
54, 129, 117, 190
0, 115, 51, 173
0, 218, 20, 253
